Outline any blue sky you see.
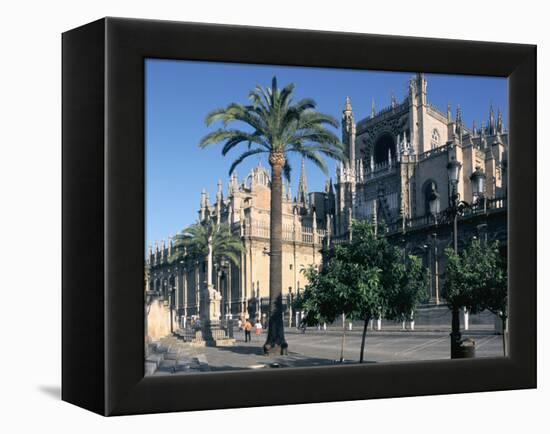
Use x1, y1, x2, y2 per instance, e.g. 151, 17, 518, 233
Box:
145, 59, 507, 248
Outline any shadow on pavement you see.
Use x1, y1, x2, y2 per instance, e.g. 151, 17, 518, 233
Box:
215, 344, 264, 356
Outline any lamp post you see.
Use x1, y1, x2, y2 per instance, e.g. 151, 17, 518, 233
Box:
169, 284, 175, 334
432, 233, 440, 305
220, 259, 231, 320
288, 288, 293, 328
470, 166, 487, 213
446, 159, 470, 357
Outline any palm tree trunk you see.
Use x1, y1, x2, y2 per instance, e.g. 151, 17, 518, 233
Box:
360, 316, 370, 363
264, 152, 288, 355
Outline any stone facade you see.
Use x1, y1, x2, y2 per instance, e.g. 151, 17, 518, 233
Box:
334, 73, 508, 303
147, 73, 508, 327
147, 161, 327, 324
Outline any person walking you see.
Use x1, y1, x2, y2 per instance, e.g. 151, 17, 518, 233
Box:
244, 318, 252, 342
254, 318, 263, 337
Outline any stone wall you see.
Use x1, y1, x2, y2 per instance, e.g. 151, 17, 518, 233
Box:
147, 300, 172, 341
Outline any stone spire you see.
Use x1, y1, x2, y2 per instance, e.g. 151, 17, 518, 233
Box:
454, 105, 463, 144
344, 96, 352, 112
411, 73, 427, 106
456, 105, 463, 131
480, 121, 487, 148
497, 108, 503, 133
325, 178, 335, 195
199, 189, 207, 221
371, 98, 376, 118
391, 92, 397, 109
285, 180, 292, 201
216, 179, 222, 224
472, 120, 478, 137
342, 96, 356, 165
489, 104, 495, 135
216, 178, 223, 201
229, 171, 238, 194
297, 158, 309, 208
447, 102, 452, 121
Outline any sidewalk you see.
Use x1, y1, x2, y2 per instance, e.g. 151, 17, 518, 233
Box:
146, 325, 502, 376
146, 334, 339, 376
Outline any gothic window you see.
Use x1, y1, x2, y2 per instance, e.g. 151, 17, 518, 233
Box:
373, 133, 396, 164
431, 129, 440, 149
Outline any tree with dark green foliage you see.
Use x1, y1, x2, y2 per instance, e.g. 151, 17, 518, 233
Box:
444, 240, 507, 356
297, 220, 428, 363
199, 77, 345, 355
386, 254, 429, 328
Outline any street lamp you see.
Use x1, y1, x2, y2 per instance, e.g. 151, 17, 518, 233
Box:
447, 159, 462, 252
169, 284, 175, 334
470, 166, 486, 207
220, 259, 231, 320
446, 158, 471, 357
288, 288, 293, 328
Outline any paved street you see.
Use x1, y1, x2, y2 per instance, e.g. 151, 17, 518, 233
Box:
147, 327, 504, 375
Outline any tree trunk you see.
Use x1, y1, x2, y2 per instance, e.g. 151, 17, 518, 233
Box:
360, 316, 370, 363
339, 313, 346, 362
263, 152, 288, 355
450, 306, 461, 358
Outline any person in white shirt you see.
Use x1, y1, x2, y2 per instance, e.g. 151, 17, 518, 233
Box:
254, 319, 263, 337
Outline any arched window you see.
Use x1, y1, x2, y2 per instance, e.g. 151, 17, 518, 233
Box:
430, 129, 440, 149
373, 133, 396, 164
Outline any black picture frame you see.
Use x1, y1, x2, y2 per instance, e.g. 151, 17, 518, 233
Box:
62, 17, 536, 416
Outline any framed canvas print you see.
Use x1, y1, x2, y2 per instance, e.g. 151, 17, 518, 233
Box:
62, 17, 536, 416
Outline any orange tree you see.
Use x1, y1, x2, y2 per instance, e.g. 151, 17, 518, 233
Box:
297, 220, 428, 363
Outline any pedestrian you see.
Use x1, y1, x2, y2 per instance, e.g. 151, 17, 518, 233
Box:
237, 317, 243, 331
299, 317, 307, 334
244, 318, 252, 342
255, 318, 263, 337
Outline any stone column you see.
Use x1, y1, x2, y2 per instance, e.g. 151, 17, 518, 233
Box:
463, 309, 469, 331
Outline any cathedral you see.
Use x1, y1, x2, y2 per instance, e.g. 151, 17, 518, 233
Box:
147, 73, 508, 327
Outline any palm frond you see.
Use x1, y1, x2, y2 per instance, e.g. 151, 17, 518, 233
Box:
201, 76, 346, 186
300, 149, 329, 175
283, 160, 292, 184
299, 111, 340, 129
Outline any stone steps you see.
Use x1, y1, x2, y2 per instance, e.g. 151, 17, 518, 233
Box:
147, 335, 210, 375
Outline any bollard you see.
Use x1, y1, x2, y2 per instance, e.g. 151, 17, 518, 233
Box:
452, 338, 476, 358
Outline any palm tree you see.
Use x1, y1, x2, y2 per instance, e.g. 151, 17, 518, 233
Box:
199, 77, 345, 355
169, 221, 243, 290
